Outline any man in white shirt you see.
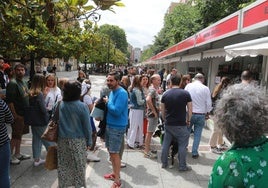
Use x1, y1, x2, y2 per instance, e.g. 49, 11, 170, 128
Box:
185, 73, 212, 159
166, 68, 177, 90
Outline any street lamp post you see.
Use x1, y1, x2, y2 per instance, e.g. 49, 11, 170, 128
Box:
106, 36, 110, 73
29, 15, 36, 87
84, 55, 87, 77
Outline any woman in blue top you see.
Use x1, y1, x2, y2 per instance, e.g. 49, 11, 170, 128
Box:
57, 81, 92, 188
127, 75, 146, 149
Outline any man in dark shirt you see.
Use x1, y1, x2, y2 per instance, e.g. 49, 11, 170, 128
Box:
161, 74, 192, 171
6, 63, 30, 164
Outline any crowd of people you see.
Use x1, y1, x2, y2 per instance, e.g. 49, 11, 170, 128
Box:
0, 59, 267, 188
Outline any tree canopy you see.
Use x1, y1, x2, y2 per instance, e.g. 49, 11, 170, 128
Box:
195, 0, 256, 28
0, 0, 125, 64
142, 0, 256, 62
98, 24, 128, 54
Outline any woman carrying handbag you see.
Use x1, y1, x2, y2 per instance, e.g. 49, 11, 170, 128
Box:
57, 81, 92, 188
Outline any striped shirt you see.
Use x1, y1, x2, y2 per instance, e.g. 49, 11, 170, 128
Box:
0, 99, 14, 147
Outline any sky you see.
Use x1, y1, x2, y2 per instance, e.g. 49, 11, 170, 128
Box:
97, 0, 176, 49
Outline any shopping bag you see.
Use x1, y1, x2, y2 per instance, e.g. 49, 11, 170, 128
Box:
45, 146, 58, 170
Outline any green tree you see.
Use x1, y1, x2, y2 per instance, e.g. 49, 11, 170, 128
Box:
0, 0, 124, 61
98, 24, 128, 54
195, 0, 255, 28
150, 3, 201, 56
161, 3, 201, 47
140, 46, 153, 62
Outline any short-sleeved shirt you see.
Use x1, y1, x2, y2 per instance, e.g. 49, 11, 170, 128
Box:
161, 88, 192, 126
208, 136, 268, 188
6, 78, 29, 116
147, 86, 160, 112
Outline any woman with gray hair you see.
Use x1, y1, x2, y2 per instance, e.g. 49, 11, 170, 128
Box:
208, 84, 268, 187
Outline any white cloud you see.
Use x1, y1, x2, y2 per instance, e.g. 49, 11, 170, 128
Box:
97, 0, 175, 49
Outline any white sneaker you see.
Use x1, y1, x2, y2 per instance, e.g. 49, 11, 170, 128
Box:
87, 151, 100, 162
16, 153, 31, 160
10, 155, 20, 165
34, 159, 46, 167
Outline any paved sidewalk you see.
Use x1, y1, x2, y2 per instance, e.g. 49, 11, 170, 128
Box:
10, 72, 221, 188
10, 123, 220, 188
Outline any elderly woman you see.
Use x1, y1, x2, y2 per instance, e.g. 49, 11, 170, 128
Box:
57, 81, 92, 188
208, 84, 268, 187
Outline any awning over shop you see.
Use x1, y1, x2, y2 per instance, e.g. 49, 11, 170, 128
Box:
224, 37, 268, 61
203, 48, 226, 59
181, 53, 202, 62
165, 57, 181, 64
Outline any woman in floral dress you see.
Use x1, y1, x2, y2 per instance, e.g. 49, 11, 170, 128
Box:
208, 84, 268, 187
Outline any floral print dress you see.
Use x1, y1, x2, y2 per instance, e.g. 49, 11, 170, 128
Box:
208, 136, 268, 188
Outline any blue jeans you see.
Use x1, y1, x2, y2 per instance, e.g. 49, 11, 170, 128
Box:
90, 117, 96, 132
161, 126, 190, 169
188, 114, 206, 156
0, 141, 10, 188
105, 126, 125, 153
31, 126, 54, 159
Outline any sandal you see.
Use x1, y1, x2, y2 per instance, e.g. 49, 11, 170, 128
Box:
111, 181, 121, 188
104, 173, 115, 181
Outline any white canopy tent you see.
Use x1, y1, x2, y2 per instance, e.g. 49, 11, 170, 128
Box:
203, 48, 226, 59
224, 37, 268, 61
181, 53, 202, 62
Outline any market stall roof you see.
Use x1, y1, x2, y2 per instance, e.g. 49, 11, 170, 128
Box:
203, 48, 226, 59
181, 53, 202, 62
224, 36, 268, 61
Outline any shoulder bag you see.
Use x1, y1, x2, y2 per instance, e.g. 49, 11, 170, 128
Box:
41, 101, 61, 142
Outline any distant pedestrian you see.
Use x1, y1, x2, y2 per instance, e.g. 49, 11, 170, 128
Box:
42, 65, 47, 76
57, 81, 92, 188
209, 76, 231, 154
208, 84, 268, 187
103, 71, 128, 188
179, 74, 191, 89
0, 59, 8, 90
158, 68, 165, 85
161, 74, 192, 171
141, 74, 150, 142
240, 69, 253, 84
52, 64, 57, 74
166, 68, 177, 90
0, 99, 14, 187
162, 69, 168, 91
77, 70, 87, 83
185, 73, 212, 159
80, 79, 101, 162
